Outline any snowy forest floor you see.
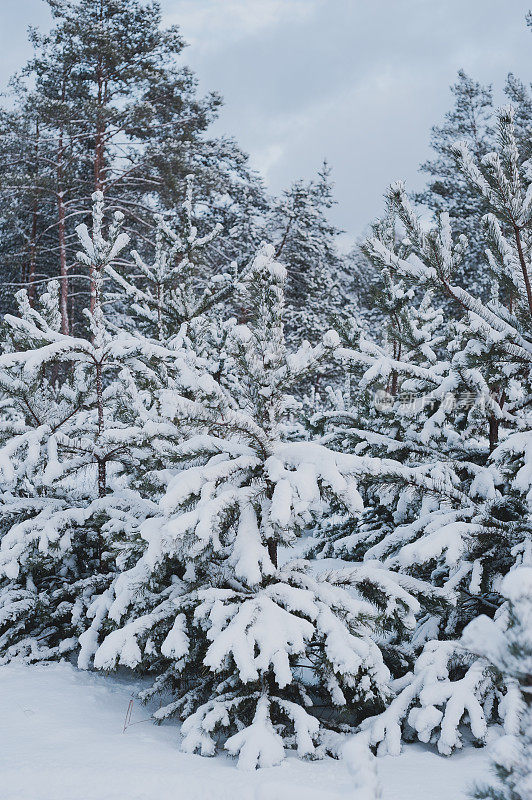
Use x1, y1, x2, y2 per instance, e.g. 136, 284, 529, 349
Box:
0, 662, 492, 800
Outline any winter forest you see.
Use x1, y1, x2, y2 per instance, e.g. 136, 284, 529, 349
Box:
1, 2, 532, 799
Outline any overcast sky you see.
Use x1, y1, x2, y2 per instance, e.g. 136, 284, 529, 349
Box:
1, 0, 531, 245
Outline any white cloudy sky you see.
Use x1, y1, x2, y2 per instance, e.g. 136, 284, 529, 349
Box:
1, 0, 531, 243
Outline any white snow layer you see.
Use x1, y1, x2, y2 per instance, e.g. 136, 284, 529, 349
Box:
0, 661, 491, 800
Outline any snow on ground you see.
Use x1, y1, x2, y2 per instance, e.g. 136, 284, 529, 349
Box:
0, 662, 490, 800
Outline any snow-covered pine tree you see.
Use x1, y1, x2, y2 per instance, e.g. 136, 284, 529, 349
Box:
341, 240, 384, 330
306, 237, 497, 752
82, 241, 438, 769
0, 0, 266, 325
270, 163, 353, 347
0, 96, 62, 318
505, 71, 532, 165
105, 173, 243, 345
462, 564, 532, 800
0, 192, 171, 663
414, 61, 532, 300
308, 214, 450, 566
342, 105, 532, 756
414, 70, 494, 294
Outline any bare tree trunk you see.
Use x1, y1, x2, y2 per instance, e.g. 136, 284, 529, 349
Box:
94, 124, 104, 193
27, 121, 40, 307
91, 118, 104, 314
97, 456, 106, 500
57, 71, 69, 333
489, 389, 505, 453
91, 14, 105, 315
95, 357, 106, 499
514, 224, 532, 319
27, 197, 38, 307
57, 178, 69, 333
488, 415, 499, 453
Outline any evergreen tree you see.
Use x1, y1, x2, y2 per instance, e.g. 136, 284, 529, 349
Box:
505, 72, 532, 163
81, 243, 437, 768
0, 93, 60, 318
414, 70, 495, 294
308, 260, 449, 566
342, 241, 384, 330
0, 193, 154, 663
463, 565, 532, 800
301, 106, 532, 757
105, 174, 226, 340
270, 163, 352, 346
414, 61, 532, 299
5, 5, 532, 776
352, 106, 532, 755
0, 0, 265, 324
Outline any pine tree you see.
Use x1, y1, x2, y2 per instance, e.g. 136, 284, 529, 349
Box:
414, 70, 495, 294
0, 92, 60, 318
342, 241, 384, 330
505, 72, 532, 163
79, 242, 437, 768
270, 163, 352, 346
414, 61, 532, 299
338, 105, 532, 756
0, 0, 265, 325
308, 256, 449, 567
0, 193, 157, 663
463, 565, 532, 800
104, 173, 250, 345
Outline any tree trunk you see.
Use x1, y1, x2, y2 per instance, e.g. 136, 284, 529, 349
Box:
95, 357, 106, 499
57, 180, 69, 333
97, 457, 106, 500
488, 415, 499, 453
27, 121, 40, 307
56, 73, 69, 333
91, 25, 105, 314
514, 224, 532, 319
267, 539, 278, 568
27, 197, 38, 307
